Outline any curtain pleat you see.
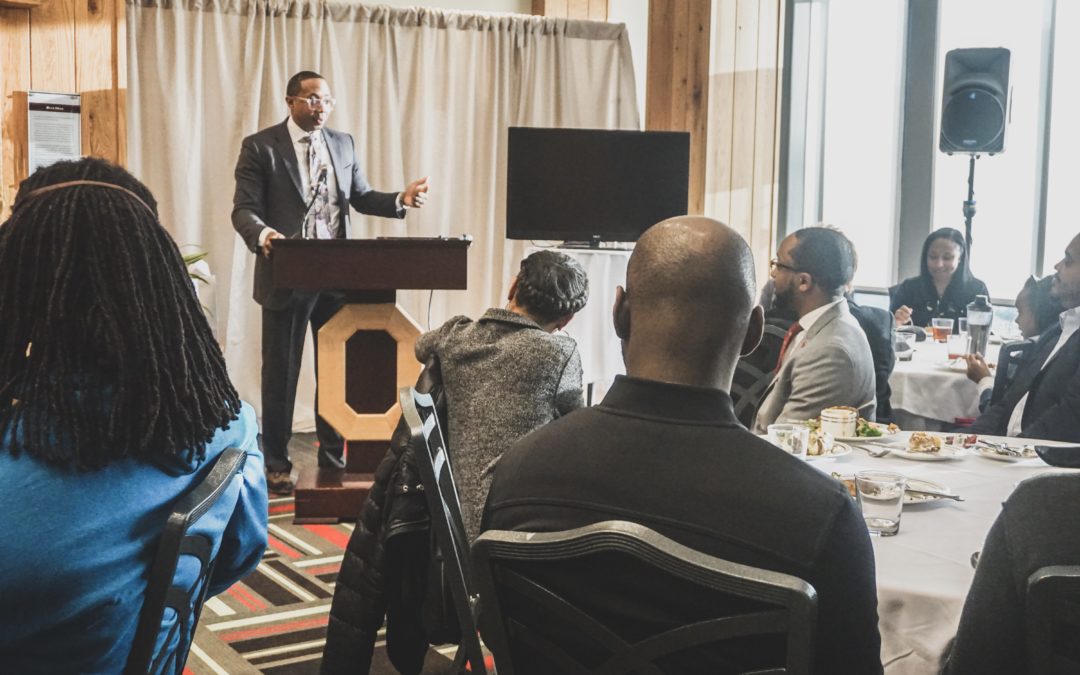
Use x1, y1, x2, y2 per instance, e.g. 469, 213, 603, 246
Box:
128, 0, 639, 429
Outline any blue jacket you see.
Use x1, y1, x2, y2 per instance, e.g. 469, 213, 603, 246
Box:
0, 402, 268, 673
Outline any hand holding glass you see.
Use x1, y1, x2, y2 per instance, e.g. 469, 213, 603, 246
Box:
947, 333, 968, 360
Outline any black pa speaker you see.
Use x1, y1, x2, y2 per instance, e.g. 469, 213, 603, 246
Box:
939, 47, 1011, 154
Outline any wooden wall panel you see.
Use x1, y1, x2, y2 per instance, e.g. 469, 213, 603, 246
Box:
1, 7, 31, 213
29, 0, 76, 90
749, 0, 780, 271
701, 0, 784, 285
114, 0, 126, 166
0, 0, 125, 217
76, 0, 118, 160
645, 0, 711, 214
707, 0, 737, 225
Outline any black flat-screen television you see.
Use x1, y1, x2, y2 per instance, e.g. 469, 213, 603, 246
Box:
505, 127, 690, 244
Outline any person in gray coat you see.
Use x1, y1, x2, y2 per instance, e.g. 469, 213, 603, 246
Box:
753, 227, 876, 433
416, 250, 588, 539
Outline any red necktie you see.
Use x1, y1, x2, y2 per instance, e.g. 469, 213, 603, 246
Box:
775, 323, 804, 373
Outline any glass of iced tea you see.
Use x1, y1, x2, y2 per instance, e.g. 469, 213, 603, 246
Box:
931, 318, 954, 343
947, 333, 967, 360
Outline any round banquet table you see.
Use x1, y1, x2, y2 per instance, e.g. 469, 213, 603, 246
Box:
889, 340, 1001, 430
805, 434, 1078, 674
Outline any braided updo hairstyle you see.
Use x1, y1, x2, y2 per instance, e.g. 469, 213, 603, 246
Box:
514, 250, 589, 324
0, 157, 241, 470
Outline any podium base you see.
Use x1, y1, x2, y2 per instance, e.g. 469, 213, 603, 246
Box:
293, 468, 374, 524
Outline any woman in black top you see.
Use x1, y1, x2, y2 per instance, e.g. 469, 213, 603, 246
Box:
889, 227, 989, 327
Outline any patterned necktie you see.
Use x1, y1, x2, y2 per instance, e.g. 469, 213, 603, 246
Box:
774, 322, 805, 373
304, 132, 332, 239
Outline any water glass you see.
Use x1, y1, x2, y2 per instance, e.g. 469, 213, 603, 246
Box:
856, 470, 907, 536
931, 317, 954, 343
768, 423, 810, 460
947, 333, 968, 360
958, 317, 968, 334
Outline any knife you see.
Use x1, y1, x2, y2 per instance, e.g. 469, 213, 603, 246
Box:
906, 488, 963, 502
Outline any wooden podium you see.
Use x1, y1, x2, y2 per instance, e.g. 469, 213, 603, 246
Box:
271, 237, 470, 522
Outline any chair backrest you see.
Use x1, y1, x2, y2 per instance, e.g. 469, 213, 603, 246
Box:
472, 520, 817, 675
1027, 565, 1080, 674
992, 339, 1036, 405
399, 387, 489, 674
733, 321, 791, 427
125, 447, 248, 675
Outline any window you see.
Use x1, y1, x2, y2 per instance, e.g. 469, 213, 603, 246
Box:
781, 0, 1071, 303
933, 0, 1044, 300
1044, 0, 1080, 270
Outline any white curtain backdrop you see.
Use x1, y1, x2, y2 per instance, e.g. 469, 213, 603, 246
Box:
127, 1, 639, 430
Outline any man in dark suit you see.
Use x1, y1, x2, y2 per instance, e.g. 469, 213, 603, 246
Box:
232, 70, 429, 493
483, 216, 883, 674
969, 232, 1080, 442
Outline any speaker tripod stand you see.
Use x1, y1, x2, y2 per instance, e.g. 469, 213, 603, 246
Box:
961, 153, 979, 271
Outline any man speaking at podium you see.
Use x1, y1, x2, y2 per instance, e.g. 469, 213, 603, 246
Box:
232, 70, 429, 495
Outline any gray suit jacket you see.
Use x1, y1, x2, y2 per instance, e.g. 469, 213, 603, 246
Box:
231, 119, 403, 309
753, 300, 877, 433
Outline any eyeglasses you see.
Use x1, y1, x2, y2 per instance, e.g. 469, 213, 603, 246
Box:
289, 95, 336, 110
770, 258, 801, 274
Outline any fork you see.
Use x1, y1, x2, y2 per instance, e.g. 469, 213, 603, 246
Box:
859, 444, 892, 458
978, 439, 1021, 457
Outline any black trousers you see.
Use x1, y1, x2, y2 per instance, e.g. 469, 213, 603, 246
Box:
261, 291, 346, 472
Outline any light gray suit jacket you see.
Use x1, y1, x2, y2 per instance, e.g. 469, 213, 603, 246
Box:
753, 300, 877, 433
231, 119, 403, 310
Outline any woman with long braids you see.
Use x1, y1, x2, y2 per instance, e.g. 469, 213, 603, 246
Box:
0, 158, 267, 672
414, 249, 589, 539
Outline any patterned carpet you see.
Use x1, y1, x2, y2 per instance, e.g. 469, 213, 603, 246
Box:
186, 496, 458, 675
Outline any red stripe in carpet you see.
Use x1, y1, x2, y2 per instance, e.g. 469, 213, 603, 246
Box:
303, 524, 351, 550
226, 583, 267, 612
219, 615, 329, 643
304, 564, 341, 576
269, 503, 295, 515
267, 535, 303, 559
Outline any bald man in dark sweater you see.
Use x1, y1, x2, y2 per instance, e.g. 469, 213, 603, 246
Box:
483, 216, 882, 674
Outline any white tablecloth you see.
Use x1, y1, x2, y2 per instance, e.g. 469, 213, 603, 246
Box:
526, 246, 630, 388
889, 341, 1001, 426
807, 435, 1077, 674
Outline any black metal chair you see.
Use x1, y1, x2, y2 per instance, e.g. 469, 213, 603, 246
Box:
472, 520, 817, 675
124, 447, 248, 675
732, 320, 790, 427
399, 387, 489, 674
1026, 565, 1080, 674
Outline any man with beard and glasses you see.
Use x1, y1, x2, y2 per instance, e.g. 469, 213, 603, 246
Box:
752, 227, 876, 433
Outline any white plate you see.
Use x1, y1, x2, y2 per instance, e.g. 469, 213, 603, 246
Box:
832, 425, 900, 443
904, 478, 953, 505
890, 444, 966, 461
806, 442, 853, 461
974, 444, 1038, 463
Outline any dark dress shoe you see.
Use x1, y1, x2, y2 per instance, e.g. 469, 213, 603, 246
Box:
265, 470, 295, 495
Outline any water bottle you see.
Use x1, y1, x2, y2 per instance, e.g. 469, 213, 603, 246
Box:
966, 295, 993, 356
